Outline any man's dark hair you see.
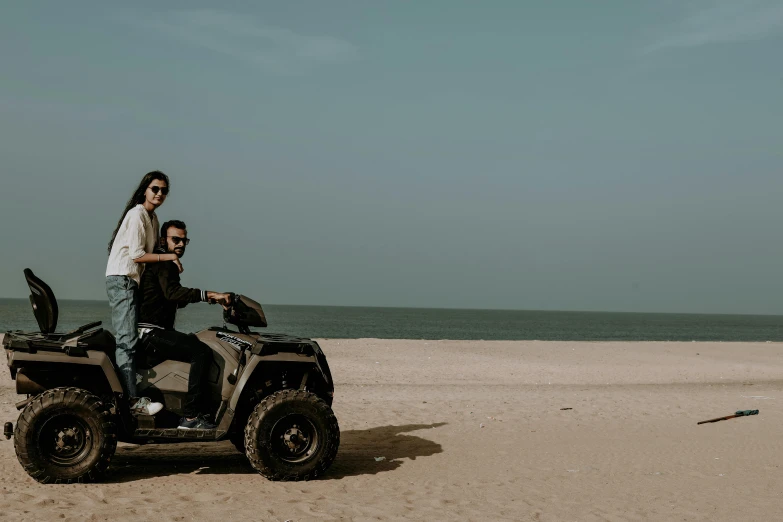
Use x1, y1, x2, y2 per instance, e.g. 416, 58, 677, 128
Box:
161, 220, 187, 238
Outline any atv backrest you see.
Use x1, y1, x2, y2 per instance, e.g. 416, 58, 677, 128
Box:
24, 268, 58, 334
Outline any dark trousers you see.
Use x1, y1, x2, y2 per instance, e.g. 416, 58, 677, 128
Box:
144, 329, 211, 418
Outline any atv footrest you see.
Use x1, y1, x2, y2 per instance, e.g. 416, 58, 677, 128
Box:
133, 428, 226, 440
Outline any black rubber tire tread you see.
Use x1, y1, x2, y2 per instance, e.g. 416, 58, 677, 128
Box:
14, 387, 117, 484
244, 389, 339, 481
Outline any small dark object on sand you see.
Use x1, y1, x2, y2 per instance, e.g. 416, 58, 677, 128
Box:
560, 408, 573, 411
697, 410, 759, 425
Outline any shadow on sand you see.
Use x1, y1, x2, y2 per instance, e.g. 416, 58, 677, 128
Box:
327, 422, 446, 479
109, 422, 446, 482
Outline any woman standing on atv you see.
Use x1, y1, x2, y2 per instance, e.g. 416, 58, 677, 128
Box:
105, 171, 181, 415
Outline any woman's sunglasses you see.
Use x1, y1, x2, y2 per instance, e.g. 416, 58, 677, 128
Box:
167, 236, 190, 246
149, 186, 169, 195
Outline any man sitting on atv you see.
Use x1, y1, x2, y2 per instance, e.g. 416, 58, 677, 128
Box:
138, 219, 232, 430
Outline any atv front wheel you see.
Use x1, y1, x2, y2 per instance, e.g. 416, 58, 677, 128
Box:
244, 389, 339, 480
14, 387, 117, 484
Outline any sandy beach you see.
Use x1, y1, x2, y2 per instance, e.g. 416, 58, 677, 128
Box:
1, 339, 782, 521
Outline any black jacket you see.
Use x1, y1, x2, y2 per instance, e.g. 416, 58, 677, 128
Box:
138, 249, 204, 330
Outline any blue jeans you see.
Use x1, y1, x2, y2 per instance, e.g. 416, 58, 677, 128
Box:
106, 275, 140, 398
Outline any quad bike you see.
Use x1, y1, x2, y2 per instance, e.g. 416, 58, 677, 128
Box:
1, 269, 339, 483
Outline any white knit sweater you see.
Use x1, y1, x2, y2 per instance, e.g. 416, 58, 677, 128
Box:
105, 204, 160, 285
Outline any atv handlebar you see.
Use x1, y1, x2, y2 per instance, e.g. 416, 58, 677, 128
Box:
208, 292, 236, 307
218, 293, 267, 332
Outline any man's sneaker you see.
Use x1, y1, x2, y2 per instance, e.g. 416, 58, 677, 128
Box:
178, 417, 217, 430
130, 397, 164, 416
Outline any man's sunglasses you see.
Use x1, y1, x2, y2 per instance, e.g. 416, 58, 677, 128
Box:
149, 186, 169, 195
167, 236, 190, 246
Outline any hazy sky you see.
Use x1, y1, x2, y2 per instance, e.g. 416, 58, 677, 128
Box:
1, 1, 782, 314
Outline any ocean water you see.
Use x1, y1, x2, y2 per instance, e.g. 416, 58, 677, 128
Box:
2, 298, 783, 341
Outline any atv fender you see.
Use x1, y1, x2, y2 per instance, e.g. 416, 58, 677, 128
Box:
228, 351, 326, 412
9, 350, 123, 393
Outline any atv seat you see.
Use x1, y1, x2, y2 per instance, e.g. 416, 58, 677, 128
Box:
23, 268, 102, 340
77, 329, 117, 361
25, 268, 58, 334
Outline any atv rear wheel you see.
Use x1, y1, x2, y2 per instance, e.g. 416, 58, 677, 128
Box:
244, 389, 339, 480
14, 387, 117, 484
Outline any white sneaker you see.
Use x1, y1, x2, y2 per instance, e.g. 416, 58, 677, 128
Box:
130, 397, 164, 416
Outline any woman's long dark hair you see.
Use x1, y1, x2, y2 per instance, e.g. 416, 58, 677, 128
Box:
108, 171, 170, 254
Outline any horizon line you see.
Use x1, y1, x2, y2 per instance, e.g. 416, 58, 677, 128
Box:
0, 297, 781, 318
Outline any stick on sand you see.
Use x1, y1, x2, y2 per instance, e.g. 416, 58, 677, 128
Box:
697, 409, 759, 425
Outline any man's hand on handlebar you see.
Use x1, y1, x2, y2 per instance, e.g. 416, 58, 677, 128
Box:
206, 292, 233, 308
